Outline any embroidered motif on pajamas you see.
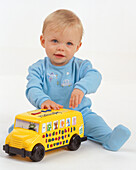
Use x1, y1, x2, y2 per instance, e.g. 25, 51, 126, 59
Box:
61, 79, 72, 87
47, 73, 57, 82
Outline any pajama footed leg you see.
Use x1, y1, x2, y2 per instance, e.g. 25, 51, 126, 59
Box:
84, 113, 112, 144
103, 124, 131, 151
83, 111, 131, 151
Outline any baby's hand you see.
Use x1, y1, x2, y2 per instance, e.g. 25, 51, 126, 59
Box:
69, 89, 84, 109
41, 100, 63, 110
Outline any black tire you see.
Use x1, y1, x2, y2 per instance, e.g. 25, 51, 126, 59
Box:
30, 144, 45, 162
9, 153, 16, 156
67, 134, 81, 151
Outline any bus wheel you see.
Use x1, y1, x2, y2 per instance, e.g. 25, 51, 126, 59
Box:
68, 134, 81, 151
30, 144, 45, 162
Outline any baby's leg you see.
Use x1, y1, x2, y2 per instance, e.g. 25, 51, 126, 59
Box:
84, 112, 131, 151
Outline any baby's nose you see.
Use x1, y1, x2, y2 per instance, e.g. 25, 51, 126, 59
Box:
57, 43, 65, 51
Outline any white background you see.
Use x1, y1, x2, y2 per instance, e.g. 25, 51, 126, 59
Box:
0, 0, 136, 169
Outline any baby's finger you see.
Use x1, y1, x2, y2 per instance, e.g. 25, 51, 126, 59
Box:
41, 105, 45, 109
45, 105, 51, 110
71, 96, 76, 108
78, 95, 83, 105
57, 104, 63, 109
69, 96, 72, 108
69, 97, 74, 108
51, 103, 61, 110
50, 104, 57, 110
75, 95, 79, 108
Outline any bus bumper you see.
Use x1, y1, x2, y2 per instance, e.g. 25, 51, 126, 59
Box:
3, 144, 31, 158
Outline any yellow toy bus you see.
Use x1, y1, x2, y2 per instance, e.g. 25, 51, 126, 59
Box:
3, 109, 87, 162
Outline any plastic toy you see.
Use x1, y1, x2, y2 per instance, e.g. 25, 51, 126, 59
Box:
3, 108, 87, 162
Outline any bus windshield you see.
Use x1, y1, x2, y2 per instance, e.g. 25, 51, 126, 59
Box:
15, 119, 39, 132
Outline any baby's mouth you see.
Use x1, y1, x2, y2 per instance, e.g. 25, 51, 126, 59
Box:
54, 54, 65, 58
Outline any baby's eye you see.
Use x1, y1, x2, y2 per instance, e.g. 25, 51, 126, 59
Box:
52, 39, 58, 43
67, 42, 73, 46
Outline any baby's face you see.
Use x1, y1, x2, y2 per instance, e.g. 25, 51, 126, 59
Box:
41, 26, 82, 66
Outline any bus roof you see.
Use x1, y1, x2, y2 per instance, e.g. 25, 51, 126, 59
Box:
15, 109, 81, 123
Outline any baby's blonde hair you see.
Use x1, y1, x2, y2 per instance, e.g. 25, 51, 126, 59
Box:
42, 9, 83, 41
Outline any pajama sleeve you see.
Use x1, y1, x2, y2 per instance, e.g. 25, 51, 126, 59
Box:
74, 60, 102, 94
26, 60, 51, 109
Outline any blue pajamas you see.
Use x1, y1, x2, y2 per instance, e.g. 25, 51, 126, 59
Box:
82, 108, 131, 151
83, 111, 112, 144
8, 56, 131, 151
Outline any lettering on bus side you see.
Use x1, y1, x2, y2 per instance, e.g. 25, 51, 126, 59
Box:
42, 116, 77, 149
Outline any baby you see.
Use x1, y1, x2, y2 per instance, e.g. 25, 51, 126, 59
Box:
26, 9, 130, 151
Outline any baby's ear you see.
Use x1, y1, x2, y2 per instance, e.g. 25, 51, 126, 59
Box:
40, 35, 45, 48
76, 42, 82, 52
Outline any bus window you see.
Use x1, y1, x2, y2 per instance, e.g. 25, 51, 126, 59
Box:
47, 122, 52, 131
15, 119, 39, 132
60, 119, 65, 128
42, 123, 46, 133
72, 117, 76, 125
53, 120, 58, 130
66, 118, 70, 127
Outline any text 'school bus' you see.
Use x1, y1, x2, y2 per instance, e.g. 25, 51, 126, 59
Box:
3, 109, 87, 162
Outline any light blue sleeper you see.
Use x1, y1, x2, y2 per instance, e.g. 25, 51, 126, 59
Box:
9, 57, 131, 151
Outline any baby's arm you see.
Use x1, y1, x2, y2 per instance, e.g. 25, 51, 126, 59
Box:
26, 60, 62, 109
74, 60, 102, 94
69, 60, 102, 108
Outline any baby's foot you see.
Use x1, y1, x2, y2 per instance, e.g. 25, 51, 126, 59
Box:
103, 124, 131, 151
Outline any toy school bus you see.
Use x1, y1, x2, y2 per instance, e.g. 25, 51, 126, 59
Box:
3, 109, 87, 162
